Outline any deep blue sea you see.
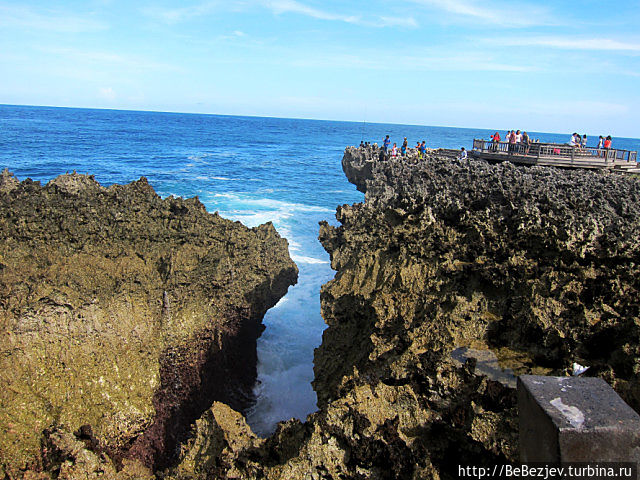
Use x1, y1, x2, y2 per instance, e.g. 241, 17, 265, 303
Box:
2, 104, 639, 435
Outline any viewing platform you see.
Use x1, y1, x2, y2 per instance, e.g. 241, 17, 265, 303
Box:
471, 139, 639, 174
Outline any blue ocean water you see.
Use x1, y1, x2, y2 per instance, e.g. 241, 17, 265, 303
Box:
1, 104, 639, 435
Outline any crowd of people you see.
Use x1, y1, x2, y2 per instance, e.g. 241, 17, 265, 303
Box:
569, 133, 613, 150
361, 135, 467, 161
487, 130, 616, 156
490, 130, 614, 151
361, 136, 424, 158
489, 130, 539, 154
359, 131, 616, 163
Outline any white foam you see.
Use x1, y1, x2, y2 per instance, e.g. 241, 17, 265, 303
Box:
212, 193, 236, 198
194, 190, 341, 435
229, 210, 295, 228
271, 296, 288, 309
187, 153, 214, 161
291, 254, 329, 265
246, 363, 317, 437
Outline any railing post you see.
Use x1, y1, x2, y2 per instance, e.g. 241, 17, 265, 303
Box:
571, 148, 574, 164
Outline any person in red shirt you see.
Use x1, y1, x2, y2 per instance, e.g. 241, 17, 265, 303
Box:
604, 136, 612, 149
490, 132, 501, 152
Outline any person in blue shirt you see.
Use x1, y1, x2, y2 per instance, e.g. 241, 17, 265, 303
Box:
383, 135, 391, 153
401, 137, 408, 156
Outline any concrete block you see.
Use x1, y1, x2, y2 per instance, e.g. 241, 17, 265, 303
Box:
518, 375, 640, 463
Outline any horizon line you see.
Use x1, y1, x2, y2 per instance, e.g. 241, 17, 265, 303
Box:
1, 102, 639, 141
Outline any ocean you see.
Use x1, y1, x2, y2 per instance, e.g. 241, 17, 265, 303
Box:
1, 104, 639, 436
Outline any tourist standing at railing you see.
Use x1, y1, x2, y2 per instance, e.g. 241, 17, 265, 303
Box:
582, 134, 588, 147
603, 136, 613, 160
508, 130, 516, 153
597, 136, 604, 157
490, 132, 500, 152
522, 131, 531, 155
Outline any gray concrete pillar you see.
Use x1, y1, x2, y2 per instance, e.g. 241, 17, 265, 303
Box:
518, 375, 640, 463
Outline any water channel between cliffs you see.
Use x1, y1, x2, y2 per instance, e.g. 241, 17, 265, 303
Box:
208, 195, 352, 437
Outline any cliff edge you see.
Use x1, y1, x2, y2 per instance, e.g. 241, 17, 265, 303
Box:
0, 170, 297, 478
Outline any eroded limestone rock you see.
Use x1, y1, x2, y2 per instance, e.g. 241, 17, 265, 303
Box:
0, 173, 298, 477
170, 146, 639, 479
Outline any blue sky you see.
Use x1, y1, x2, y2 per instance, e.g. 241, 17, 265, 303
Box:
1, 0, 639, 136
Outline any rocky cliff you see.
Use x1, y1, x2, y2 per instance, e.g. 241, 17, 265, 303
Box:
0, 170, 298, 478
160, 146, 640, 480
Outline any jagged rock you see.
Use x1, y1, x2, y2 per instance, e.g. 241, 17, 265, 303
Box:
313, 146, 640, 474
0, 172, 298, 477
0, 168, 19, 194
40, 425, 154, 480
170, 146, 639, 479
170, 402, 264, 479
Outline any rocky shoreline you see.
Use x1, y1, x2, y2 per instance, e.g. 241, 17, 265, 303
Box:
2, 142, 640, 479
0, 170, 297, 478
162, 146, 639, 479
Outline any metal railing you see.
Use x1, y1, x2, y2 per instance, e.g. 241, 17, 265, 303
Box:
472, 139, 638, 165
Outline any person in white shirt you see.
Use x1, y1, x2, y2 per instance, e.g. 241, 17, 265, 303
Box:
458, 147, 467, 161
569, 133, 579, 147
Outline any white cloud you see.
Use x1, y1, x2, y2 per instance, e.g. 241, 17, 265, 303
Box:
498, 36, 640, 52
373, 16, 418, 28
218, 30, 249, 41
416, 0, 493, 20
141, 2, 222, 24
408, 0, 556, 27
263, 1, 420, 28
37, 46, 179, 72
0, 4, 108, 32
142, 0, 416, 29
262, 0, 360, 23
99, 87, 116, 100
286, 49, 534, 73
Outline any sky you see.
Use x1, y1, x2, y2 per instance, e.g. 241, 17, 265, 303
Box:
1, 0, 640, 137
